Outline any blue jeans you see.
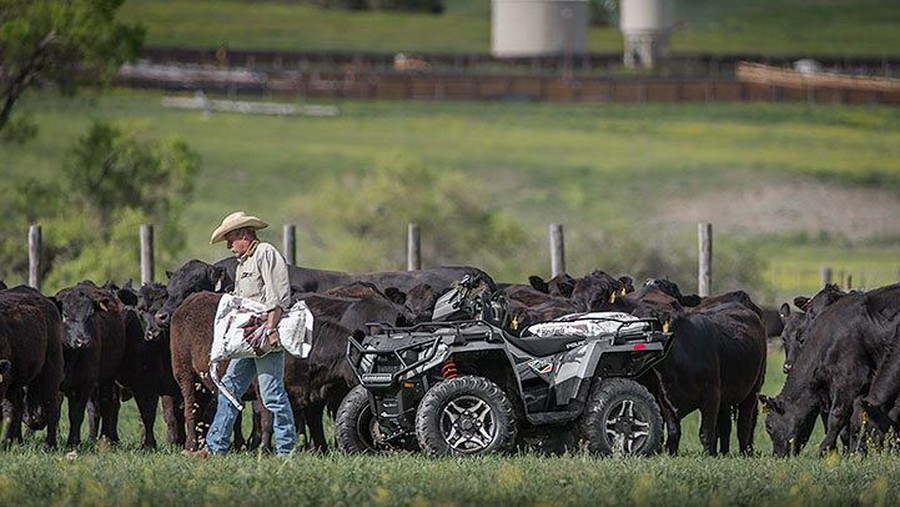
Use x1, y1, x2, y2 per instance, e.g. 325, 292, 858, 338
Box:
206, 350, 297, 456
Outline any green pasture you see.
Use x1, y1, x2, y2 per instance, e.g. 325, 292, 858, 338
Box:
3, 90, 899, 301
2, 350, 899, 506
118, 0, 900, 56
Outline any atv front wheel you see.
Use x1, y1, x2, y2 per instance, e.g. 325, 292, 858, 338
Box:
580, 378, 663, 456
415, 376, 517, 457
335, 385, 382, 454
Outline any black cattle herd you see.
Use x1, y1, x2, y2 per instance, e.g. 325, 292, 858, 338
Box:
0, 260, 898, 457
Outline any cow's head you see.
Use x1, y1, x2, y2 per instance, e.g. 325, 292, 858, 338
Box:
778, 303, 806, 374
571, 270, 627, 311
155, 260, 226, 327
55, 284, 114, 349
138, 283, 169, 342
643, 278, 702, 307
528, 273, 576, 298
404, 283, 438, 324
779, 285, 848, 374
760, 394, 818, 458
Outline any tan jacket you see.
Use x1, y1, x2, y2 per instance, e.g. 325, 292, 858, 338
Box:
234, 241, 291, 313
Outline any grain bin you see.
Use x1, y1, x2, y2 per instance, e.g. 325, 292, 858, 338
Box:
619, 0, 673, 68
492, 0, 588, 58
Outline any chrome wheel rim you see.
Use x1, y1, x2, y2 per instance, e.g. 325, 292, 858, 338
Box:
604, 398, 651, 454
439, 395, 497, 453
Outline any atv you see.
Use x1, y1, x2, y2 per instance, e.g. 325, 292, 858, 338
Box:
337, 274, 672, 457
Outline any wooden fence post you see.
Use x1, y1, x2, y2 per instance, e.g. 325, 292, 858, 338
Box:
550, 224, 565, 278
140, 224, 154, 285
29, 224, 41, 291
407, 223, 421, 271
283, 224, 296, 266
698, 223, 712, 297
821, 267, 832, 287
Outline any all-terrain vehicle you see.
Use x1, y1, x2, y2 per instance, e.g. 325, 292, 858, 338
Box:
337, 275, 672, 456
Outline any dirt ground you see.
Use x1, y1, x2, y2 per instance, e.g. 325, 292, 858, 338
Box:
657, 179, 900, 241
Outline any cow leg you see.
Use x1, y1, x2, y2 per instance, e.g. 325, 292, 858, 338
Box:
255, 398, 274, 451
716, 406, 732, 455
38, 380, 61, 449
232, 411, 246, 451
736, 395, 759, 455
305, 401, 328, 453
87, 393, 100, 444
66, 387, 92, 448
820, 392, 857, 456
3, 388, 25, 446
180, 380, 200, 451
97, 381, 121, 444
134, 388, 159, 450
162, 394, 186, 446
698, 393, 721, 456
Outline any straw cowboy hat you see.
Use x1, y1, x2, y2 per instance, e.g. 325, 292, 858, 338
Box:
209, 211, 269, 244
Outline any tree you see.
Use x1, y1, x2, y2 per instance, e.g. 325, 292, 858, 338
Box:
0, 119, 199, 291
0, 0, 144, 138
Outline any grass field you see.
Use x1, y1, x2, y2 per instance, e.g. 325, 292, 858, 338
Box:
3, 90, 899, 301
2, 350, 899, 506
117, 0, 900, 56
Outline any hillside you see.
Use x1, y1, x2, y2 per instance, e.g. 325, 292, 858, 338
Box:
3, 91, 899, 302
118, 0, 900, 56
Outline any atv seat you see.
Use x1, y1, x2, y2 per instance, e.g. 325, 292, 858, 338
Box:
503, 334, 587, 358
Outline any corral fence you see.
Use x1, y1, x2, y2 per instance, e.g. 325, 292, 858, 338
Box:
141, 47, 899, 79
25, 222, 717, 293
25, 222, 895, 304
117, 69, 900, 106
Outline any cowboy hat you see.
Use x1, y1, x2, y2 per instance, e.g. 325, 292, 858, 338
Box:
210, 211, 269, 244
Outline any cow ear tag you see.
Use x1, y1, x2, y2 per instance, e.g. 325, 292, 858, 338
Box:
609, 292, 617, 303
662, 321, 670, 333
761, 403, 770, 414
100, 302, 108, 311
0, 374, 4, 383
511, 315, 518, 331
620, 287, 626, 296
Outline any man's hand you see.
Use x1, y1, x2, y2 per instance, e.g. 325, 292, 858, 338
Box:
265, 327, 280, 348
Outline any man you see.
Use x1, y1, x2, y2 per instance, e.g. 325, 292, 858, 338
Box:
199, 211, 297, 457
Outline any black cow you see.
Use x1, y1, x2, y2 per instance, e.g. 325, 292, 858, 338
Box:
778, 284, 850, 374
136, 282, 186, 446
0, 286, 64, 448
762, 284, 900, 456
56, 282, 126, 447
611, 284, 767, 455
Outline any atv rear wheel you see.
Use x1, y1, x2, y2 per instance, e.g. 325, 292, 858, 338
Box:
580, 378, 663, 456
415, 376, 517, 457
335, 385, 382, 454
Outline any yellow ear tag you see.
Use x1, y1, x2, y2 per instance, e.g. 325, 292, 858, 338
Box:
761, 403, 770, 414
511, 316, 518, 331
662, 321, 670, 333
100, 302, 108, 311
620, 287, 626, 296
0, 374, 4, 383
609, 292, 617, 304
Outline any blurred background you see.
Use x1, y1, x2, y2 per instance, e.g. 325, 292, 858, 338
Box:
2, 0, 899, 305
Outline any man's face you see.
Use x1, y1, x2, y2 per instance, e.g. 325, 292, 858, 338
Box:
225, 229, 253, 256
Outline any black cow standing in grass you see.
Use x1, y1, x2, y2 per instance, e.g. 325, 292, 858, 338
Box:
778, 284, 850, 375
761, 284, 900, 456
55, 282, 126, 447
0, 286, 64, 448
606, 282, 767, 455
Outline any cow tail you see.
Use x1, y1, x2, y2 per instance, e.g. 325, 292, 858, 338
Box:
209, 361, 243, 411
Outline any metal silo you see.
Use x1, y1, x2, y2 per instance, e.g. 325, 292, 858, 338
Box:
492, 0, 588, 58
619, 0, 673, 68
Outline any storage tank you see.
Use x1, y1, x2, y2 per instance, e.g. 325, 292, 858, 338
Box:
619, 0, 673, 68
492, 0, 588, 58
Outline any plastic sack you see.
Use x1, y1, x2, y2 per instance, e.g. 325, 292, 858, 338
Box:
209, 294, 314, 409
